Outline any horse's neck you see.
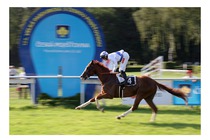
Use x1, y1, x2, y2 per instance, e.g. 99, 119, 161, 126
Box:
94, 63, 116, 84
97, 72, 116, 85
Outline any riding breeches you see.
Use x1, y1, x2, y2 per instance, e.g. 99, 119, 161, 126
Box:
119, 52, 130, 72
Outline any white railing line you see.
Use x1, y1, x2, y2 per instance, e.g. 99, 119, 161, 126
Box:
9, 76, 201, 105
9, 75, 200, 80
152, 78, 201, 80
160, 69, 188, 73
81, 78, 201, 82
141, 63, 162, 72
141, 56, 163, 71
9, 75, 98, 79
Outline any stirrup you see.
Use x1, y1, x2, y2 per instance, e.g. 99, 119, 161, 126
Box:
119, 82, 125, 86
119, 80, 126, 86
119, 85, 125, 98
119, 82, 126, 90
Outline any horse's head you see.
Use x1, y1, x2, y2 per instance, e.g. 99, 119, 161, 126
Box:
80, 60, 97, 80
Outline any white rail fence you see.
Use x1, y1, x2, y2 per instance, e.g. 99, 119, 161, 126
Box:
141, 56, 188, 77
141, 56, 163, 77
10, 76, 200, 105
9, 76, 98, 105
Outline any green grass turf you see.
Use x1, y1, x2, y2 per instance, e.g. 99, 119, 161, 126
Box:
10, 97, 200, 135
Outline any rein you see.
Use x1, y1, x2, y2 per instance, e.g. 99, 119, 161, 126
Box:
100, 72, 118, 75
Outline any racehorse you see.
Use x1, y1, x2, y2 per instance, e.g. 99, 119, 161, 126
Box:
75, 60, 188, 122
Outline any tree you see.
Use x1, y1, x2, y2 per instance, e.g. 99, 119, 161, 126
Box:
10, 8, 36, 66
133, 8, 200, 63
87, 8, 141, 62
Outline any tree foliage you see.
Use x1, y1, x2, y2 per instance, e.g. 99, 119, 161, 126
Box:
133, 8, 200, 63
9, 7, 200, 66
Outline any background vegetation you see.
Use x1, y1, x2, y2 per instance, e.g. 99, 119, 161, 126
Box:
10, 7, 200, 66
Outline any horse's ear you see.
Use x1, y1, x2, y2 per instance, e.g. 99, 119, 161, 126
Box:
91, 60, 97, 64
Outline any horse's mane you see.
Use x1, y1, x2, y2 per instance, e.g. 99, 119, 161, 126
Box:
92, 60, 111, 73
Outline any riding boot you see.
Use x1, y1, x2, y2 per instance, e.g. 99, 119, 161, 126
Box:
120, 70, 127, 87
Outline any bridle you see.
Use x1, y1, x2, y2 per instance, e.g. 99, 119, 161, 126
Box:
81, 63, 94, 79
81, 61, 116, 80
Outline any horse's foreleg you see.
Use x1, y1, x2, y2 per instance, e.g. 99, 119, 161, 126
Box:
95, 93, 112, 112
95, 96, 104, 112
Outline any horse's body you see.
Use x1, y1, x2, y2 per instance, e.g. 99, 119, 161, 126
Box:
75, 60, 188, 121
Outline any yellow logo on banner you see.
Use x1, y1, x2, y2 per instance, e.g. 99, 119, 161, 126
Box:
180, 86, 191, 95
57, 26, 69, 38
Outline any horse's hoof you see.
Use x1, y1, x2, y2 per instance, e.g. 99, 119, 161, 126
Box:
149, 119, 156, 123
101, 108, 105, 113
75, 107, 80, 110
116, 116, 121, 120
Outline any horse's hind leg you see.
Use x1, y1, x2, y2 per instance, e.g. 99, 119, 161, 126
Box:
75, 94, 100, 110
116, 93, 143, 119
145, 96, 158, 122
75, 100, 92, 110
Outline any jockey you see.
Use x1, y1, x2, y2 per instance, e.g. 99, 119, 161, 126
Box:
100, 49, 130, 86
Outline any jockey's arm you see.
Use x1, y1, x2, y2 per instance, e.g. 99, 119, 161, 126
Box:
112, 65, 117, 72
112, 59, 119, 72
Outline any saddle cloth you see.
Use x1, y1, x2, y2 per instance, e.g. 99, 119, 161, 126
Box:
116, 74, 136, 86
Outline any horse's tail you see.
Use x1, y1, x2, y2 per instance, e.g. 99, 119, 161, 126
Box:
155, 81, 188, 105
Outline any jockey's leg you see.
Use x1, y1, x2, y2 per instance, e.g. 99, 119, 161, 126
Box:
120, 70, 127, 86
119, 53, 129, 86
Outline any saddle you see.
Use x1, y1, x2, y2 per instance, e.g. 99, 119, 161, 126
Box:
116, 75, 137, 98
125, 76, 136, 86
116, 74, 137, 86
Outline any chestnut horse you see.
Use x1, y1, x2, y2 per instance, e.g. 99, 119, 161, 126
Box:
75, 60, 188, 122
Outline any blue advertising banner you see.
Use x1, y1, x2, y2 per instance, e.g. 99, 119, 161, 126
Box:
173, 80, 201, 105
19, 8, 105, 101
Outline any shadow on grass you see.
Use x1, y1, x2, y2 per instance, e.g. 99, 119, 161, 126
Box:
10, 106, 39, 111
10, 102, 200, 117
83, 105, 200, 115
10, 93, 200, 116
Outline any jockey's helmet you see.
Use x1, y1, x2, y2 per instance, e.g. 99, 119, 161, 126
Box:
100, 51, 108, 59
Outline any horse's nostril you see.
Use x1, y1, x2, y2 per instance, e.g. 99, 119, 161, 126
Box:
80, 75, 87, 80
